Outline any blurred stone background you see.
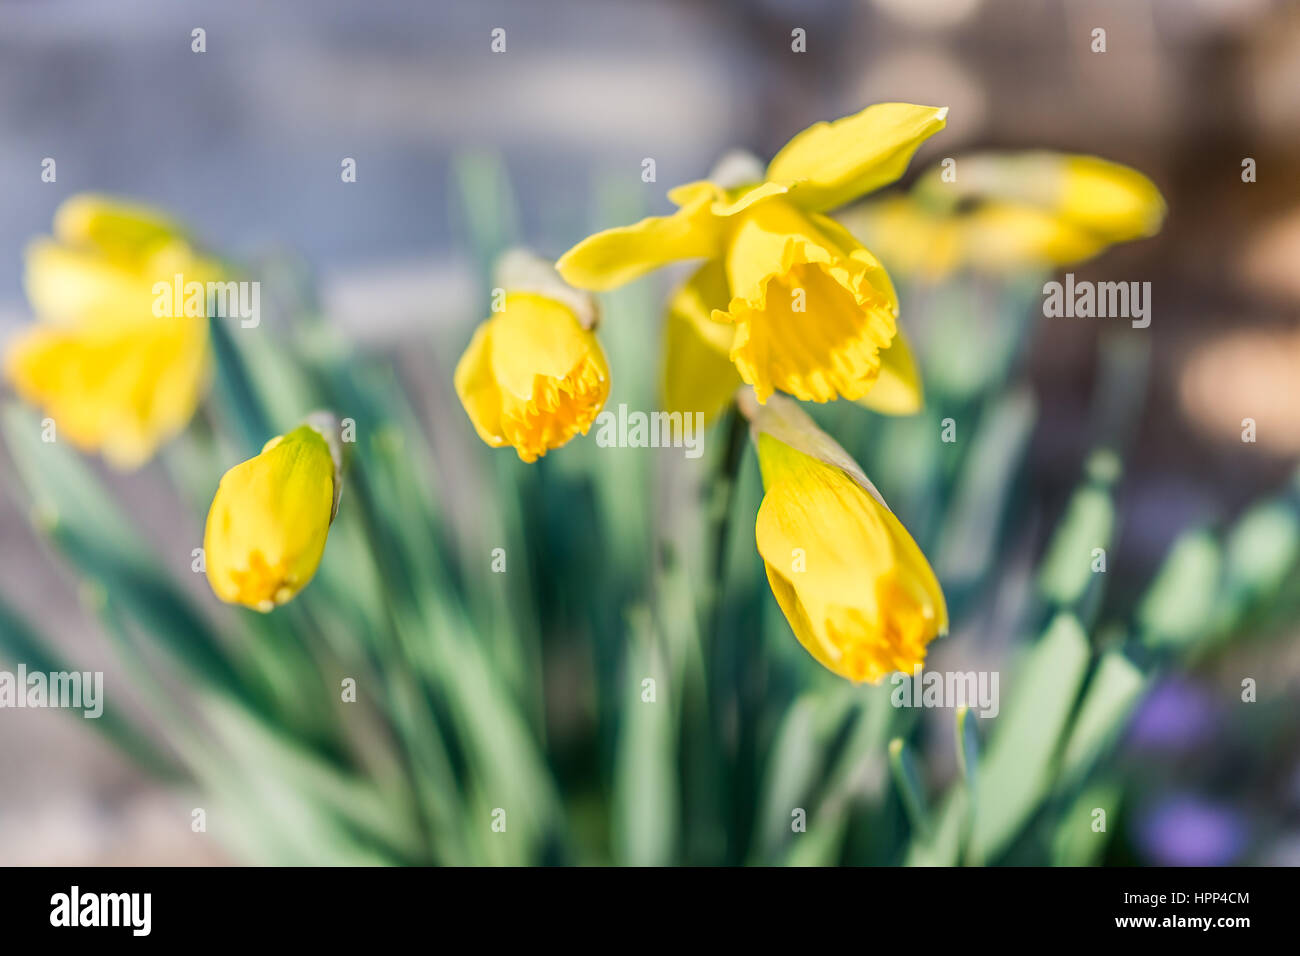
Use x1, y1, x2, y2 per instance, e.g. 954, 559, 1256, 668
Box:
1, 0, 1298, 864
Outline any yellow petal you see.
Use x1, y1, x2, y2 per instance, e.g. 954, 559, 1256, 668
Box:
1055, 154, 1166, 241
24, 237, 204, 328
766, 103, 948, 212
962, 203, 1109, 271
716, 199, 897, 403
556, 182, 727, 291
454, 291, 610, 462
204, 424, 336, 611
750, 416, 947, 683
52, 194, 187, 258
4, 317, 210, 469
857, 327, 924, 415
661, 259, 742, 425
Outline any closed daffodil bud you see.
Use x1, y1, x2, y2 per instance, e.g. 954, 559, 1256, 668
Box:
455, 250, 609, 463
741, 390, 947, 683
204, 421, 341, 612
4, 194, 219, 467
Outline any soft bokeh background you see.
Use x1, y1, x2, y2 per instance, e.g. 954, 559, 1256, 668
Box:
2, 0, 1298, 864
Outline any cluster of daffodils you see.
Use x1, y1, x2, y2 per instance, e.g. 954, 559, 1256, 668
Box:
2, 104, 1164, 680
451, 102, 1165, 683
457, 103, 954, 681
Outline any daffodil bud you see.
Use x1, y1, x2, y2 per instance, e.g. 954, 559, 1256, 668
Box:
741, 390, 947, 683
204, 421, 340, 612
454, 251, 609, 463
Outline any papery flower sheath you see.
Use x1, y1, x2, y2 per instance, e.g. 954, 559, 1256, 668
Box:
455, 251, 610, 463
204, 421, 341, 612
3, 194, 219, 467
741, 390, 947, 683
840, 152, 1166, 279
557, 103, 946, 413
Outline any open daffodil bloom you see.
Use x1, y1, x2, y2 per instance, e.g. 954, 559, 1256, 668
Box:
204, 423, 339, 612
743, 391, 947, 683
557, 103, 947, 417
3, 194, 218, 467
840, 152, 1166, 279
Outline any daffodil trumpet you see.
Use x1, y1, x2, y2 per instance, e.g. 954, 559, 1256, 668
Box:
203, 415, 344, 612
740, 389, 948, 683
557, 102, 947, 419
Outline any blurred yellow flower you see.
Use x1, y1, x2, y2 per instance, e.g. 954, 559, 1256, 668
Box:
742, 391, 947, 683
841, 152, 1166, 279
3, 194, 218, 467
204, 423, 338, 612
557, 103, 947, 412
455, 258, 610, 463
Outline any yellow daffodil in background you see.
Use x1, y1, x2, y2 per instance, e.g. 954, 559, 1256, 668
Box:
741, 389, 947, 683
557, 103, 947, 418
3, 194, 219, 467
840, 152, 1166, 280
455, 250, 610, 462
205, 420, 341, 612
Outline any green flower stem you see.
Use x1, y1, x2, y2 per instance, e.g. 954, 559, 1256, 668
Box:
702, 404, 748, 649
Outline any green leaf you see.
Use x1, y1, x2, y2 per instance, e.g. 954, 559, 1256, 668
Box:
0, 596, 178, 779
911, 613, 1091, 864
1139, 529, 1223, 650
936, 388, 1036, 584
1219, 499, 1300, 625
1059, 649, 1146, 790
1038, 465, 1117, 606
612, 608, 678, 866
888, 737, 931, 840
1051, 779, 1121, 866
971, 614, 1091, 860
1, 403, 251, 707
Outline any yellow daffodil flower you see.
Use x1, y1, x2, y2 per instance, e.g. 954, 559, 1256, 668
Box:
455, 251, 610, 462
3, 194, 219, 467
204, 422, 340, 612
741, 390, 947, 683
840, 152, 1166, 280
557, 103, 948, 414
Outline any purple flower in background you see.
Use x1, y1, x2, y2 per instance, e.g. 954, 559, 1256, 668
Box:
1127, 676, 1217, 753
1137, 796, 1247, 866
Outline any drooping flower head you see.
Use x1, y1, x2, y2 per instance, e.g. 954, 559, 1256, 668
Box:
557, 103, 947, 418
840, 151, 1166, 279
204, 420, 341, 612
455, 250, 610, 462
742, 390, 947, 682
4, 194, 219, 467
